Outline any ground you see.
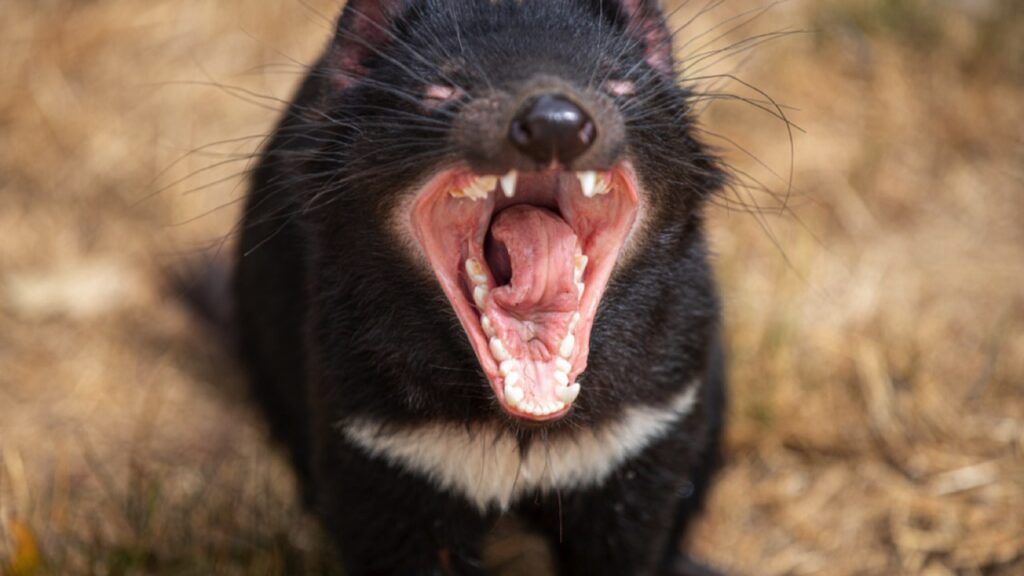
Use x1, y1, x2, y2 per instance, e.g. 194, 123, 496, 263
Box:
1, 1, 1022, 575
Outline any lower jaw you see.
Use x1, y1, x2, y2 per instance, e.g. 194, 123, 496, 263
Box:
411, 164, 639, 422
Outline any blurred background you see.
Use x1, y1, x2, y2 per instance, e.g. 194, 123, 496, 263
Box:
1, 0, 1022, 574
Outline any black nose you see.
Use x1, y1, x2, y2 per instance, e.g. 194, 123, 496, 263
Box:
509, 95, 596, 165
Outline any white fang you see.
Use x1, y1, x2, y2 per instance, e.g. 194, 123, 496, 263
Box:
339, 381, 701, 512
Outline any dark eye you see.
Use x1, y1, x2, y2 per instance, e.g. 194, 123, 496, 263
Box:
605, 80, 636, 97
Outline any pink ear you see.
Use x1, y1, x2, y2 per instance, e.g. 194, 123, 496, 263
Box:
330, 0, 406, 89
619, 0, 674, 76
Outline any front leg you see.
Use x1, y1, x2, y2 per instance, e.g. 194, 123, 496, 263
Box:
520, 433, 704, 576
314, 431, 495, 576
531, 467, 685, 576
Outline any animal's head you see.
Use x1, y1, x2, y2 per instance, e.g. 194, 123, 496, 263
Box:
288, 0, 722, 422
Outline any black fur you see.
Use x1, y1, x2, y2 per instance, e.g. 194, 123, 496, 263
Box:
232, 1, 727, 574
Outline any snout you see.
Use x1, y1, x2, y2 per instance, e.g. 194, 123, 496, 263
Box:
452, 76, 625, 174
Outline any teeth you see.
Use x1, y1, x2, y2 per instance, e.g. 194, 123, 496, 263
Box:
500, 171, 518, 198
553, 371, 569, 387
474, 285, 488, 309
504, 382, 524, 407
556, 382, 581, 404
489, 337, 510, 362
568, 312, 581, 333
465, 258, 488, 285
578, 171, 597, 198
481, 314, 496, 338
504, 370, 522, 387
576, 171, 611, 198
500, 360, 521, 376
576, 282, 585, 300
555, 358, 572, 373
451, 175, 498, 200
457, 171, 608, 201
559, 334, 576, 359
574, 255, 588, 283
468, 175, 498, 199
518, 399, 565, 416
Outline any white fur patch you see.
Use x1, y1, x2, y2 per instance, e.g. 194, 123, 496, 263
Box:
339, 381, 700, 512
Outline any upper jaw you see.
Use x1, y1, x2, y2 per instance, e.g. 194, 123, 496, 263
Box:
410, 164, 640, 422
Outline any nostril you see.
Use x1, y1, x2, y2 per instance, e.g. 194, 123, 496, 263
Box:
510, 119, 532, 148
579, 120, 596, 147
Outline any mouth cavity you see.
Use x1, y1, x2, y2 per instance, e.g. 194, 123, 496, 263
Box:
411, 166, 639, 421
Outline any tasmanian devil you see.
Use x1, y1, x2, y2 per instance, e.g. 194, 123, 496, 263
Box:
230, 0, 728, 574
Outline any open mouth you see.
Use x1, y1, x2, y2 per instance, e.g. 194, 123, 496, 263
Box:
411, 165, 639, 421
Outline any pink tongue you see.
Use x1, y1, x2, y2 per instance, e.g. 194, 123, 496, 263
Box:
488, 205, 579, 315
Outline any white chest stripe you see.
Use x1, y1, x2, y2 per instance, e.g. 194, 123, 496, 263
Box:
339, 381, 700, 512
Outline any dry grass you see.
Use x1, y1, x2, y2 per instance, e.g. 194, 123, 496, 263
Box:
1, 1, 1022, 574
